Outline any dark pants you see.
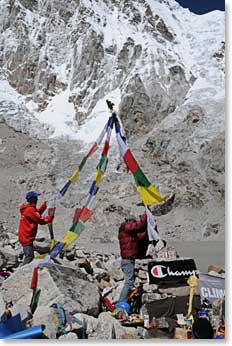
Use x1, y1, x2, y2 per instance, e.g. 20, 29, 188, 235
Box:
22, 244, 34, 265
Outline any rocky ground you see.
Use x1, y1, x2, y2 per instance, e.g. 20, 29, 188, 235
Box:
0, 233, 225, 339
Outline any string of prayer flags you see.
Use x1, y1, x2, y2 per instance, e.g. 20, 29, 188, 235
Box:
114, 116, 165, 206
43, 117, 113, 258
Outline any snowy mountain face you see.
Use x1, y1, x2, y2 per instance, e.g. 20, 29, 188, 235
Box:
0, 0, 225, 245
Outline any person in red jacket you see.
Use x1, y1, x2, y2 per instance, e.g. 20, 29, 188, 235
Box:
18, 191, 53, 265
118, 212, 147, 302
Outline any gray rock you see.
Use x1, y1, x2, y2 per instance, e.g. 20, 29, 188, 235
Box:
75, 250, 86, 258
33, 306, 57, 339
143, 283, 159, 293
137, 270, 148, 281
142, 293, 162, 303
108, 281, 124, 304
1, 263, 100, 316
0, 247, 18, 269
74, 313, 98, 336
11, 304, 29, 322
7, 233, 18, 246
89, 312, 115, 340
58, 332, 78, 340
111, 268, 124, 282
159, 286, 191, 297
104, 257, 121, 272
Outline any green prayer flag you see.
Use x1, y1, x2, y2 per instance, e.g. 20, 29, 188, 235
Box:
30, 288, 41, 314
79, 156, 88, 171
69, 220, 85, 235
133, 167, 151, 188
97, 156, 108, 173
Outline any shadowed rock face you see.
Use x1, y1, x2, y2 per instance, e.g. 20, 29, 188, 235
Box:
0, 0, 224, 247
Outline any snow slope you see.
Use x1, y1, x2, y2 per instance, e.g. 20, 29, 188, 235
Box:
0, 0, 224, 143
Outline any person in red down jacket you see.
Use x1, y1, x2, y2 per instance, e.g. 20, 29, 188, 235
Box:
118, 212, 147, 302
18, 191, 53, 265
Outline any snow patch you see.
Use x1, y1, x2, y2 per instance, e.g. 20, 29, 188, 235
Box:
75, 88, 121, 145
32, 89, 77, 139
28, 87, 121, 143
0, 79, 24, 104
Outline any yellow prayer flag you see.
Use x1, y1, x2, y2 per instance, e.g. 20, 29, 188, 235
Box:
70, 170, 80, 184
34, 253, 48, 259
95, 169, 103, 186
60, 231, 79, 251
137, 185, 165, 205
50, 239, 56, 250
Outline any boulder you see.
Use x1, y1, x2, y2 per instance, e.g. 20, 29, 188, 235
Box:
137, 269, 148, 281
108, 282, 124, 304
111, 268, 124, 282
33, 306, 56, 339
87, 312, 118, 339
75, 250, 86, 258
58, 332, 78, 340
7, 233, 19, 246
0, 247, 18, 269
11, 304, 29, 322
159, 286, 191, 297
104, 257, 121, 272
143, 283, 158, 293
78, 258, 94, 275
142, 293, 162, 304
74, 313, 98, 335
94, 312, 139, 339
1, 263, 100, 316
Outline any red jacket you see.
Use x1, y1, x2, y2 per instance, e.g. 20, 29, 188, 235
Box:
18, 202, 52, 246
118, 213, 147, 259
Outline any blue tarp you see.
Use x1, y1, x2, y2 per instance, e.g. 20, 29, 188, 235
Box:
0, 313, 22, 338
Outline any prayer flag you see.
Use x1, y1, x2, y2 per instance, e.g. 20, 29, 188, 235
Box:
59, 180, 71, 196
116, 132, 128, 156
95, 169, 103, 186
69, 220, 85, 235
102, 141, 110, 156
30, 267, 38, 289
97, 156, 108, 172
79, 156, 88, 171
49, 242, 65, 257
78, 207, 94, 223
69, 170, 80, 184
137, 185, 165, 205
145, 207, 161, 241
87, 143, 98, 157
133, 168, 150, 188
123, 149, 139, 173
60, 231, 78, 251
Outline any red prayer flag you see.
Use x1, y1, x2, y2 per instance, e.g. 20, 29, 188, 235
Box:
30, 267, 38, 289
87, 142, 98, 157
102, 140, 110, 156
72, 208, 81, 224
79, 206, 94, 223
123, 149, 139, 173
73, 207, 93, 223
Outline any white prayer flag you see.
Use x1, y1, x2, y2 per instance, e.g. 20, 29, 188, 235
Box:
145, 206, 161, 241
